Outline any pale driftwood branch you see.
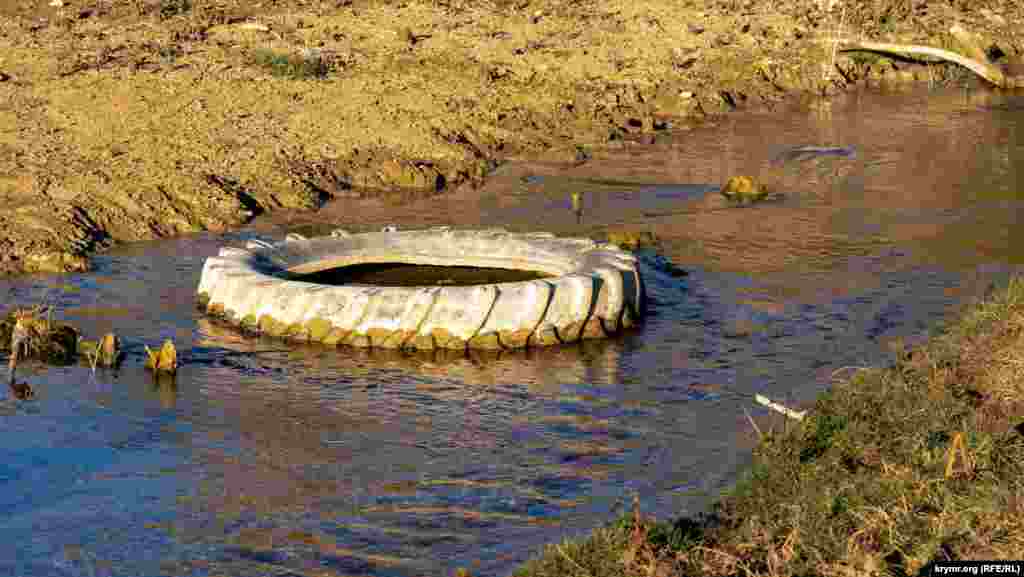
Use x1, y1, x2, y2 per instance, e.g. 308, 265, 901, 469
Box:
755, 394, 807, 421
839, 40, 1007, 87
827, 39, 1023, 89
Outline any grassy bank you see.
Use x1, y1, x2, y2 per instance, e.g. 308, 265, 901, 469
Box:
518, 277, 1024, 575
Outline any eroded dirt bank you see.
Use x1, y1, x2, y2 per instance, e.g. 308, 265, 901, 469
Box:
0, 0, 1021, 274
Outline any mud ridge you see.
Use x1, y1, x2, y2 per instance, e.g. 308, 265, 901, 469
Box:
0, 0, 1020, 274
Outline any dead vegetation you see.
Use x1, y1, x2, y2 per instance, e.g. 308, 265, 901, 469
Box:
1, 305, 79, 369
1, 305, 158, 391
144, 339, 178, 375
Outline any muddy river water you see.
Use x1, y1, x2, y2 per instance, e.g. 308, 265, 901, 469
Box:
1, 87, 1023, 576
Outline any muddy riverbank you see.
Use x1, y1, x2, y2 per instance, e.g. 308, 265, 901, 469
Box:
1, 0, 1022, 274
0, 83, 1023, 576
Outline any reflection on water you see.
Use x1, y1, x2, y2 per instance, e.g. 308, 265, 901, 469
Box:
0, 87, 1023, 577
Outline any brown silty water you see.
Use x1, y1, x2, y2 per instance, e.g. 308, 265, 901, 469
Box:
0, 87, 1022, 577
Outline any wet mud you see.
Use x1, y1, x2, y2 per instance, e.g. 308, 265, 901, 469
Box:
0, 0, 1021, 274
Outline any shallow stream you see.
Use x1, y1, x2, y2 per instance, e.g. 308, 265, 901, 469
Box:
1, 87, 1023, 576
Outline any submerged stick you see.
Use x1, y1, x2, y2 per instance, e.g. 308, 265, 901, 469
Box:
743, 407, 764, 441
7, 339, 16, 383
772, 145, 856, 166
7, 311, 36, 398
8, 313, 29, 384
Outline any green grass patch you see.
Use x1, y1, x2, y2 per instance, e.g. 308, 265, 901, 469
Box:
251, 48, 332, 80
159, 0, 191, 19
517, 277, 1024, 576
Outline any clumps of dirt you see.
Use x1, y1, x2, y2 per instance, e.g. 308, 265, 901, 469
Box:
718, 175, 770, 204
1, 305, 181, 384
78, 332, 123, 368
144, 339, 177, 375
1, 306, 79, 367
605, 228, 659, 251
0, 0, 1020, 275
0, 201, 105, 275
1, 305, 131, 371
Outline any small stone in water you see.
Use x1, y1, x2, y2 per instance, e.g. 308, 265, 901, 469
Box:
720, 175, 769, 203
